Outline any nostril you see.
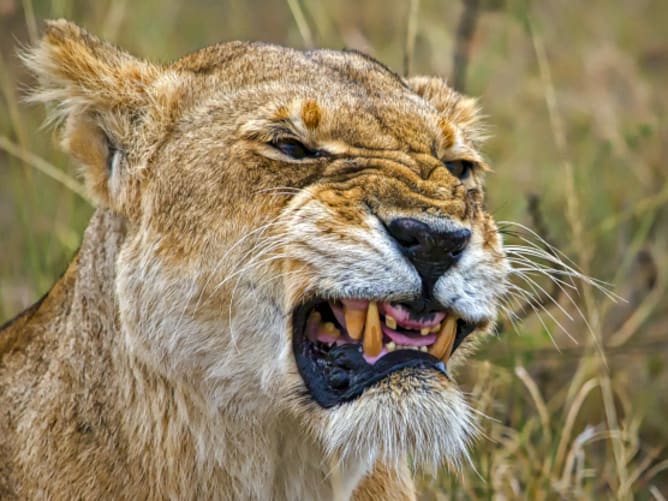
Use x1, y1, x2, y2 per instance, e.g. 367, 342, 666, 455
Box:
395, 234, 420, 249
387, 218, 431, 250
449, 248, 466, 263
446, 228, 471, 257
386, 218, 471, 286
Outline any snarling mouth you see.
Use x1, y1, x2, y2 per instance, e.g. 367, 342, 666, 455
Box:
292, 298, 477, 408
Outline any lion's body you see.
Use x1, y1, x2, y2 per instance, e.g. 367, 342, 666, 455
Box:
0, 20, 508, 499
0, 210, 414, 499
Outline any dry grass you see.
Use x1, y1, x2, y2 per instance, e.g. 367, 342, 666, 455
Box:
0, 0, 666, 498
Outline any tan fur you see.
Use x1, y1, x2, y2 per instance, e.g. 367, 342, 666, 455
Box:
0, 20, 509, 499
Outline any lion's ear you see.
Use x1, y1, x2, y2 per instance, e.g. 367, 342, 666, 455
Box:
407, 76, 487, 147
23, 19, 180, 208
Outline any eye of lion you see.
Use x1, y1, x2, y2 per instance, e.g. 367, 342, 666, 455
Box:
270, 138, 321, 160
444, 160, 473, 180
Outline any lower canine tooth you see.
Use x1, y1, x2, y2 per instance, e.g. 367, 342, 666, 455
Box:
362, 301, 382, 357
344, 303, 366, 340
429, 315, 457, 362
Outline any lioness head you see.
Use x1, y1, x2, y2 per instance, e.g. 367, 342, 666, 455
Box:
27, 20, 508, 469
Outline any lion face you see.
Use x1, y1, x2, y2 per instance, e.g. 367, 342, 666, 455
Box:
29, 22, 509, 468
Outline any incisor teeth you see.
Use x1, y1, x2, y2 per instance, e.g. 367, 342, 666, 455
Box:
419, 346, 428, 352
385, 315, 397, 330
428, 315, 457, 362
362, 301, 382, 357
386, 341, 397, 352
344, 303, 366, 340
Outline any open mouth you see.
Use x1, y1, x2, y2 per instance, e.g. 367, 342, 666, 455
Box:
292, 298, 477, 408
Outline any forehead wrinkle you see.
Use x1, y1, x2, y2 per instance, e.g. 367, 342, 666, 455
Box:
192, 50, 468, 159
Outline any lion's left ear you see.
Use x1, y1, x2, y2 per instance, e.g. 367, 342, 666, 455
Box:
407, 76, 487, 147
23, 19, 184, 210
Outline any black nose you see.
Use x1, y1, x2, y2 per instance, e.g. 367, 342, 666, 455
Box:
387, 217, 471, 290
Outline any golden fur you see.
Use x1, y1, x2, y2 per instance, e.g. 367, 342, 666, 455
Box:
0, 20, 508, 499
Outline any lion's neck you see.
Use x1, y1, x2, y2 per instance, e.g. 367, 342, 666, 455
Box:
42, 209, 335, 499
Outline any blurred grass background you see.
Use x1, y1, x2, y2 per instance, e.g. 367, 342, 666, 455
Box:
0, 0, 666, 498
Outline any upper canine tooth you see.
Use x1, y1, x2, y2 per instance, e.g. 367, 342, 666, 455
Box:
343, 303, 366, 340
363, 301, 382, 357
385, 315, 397, 330
428, 315, 457, 362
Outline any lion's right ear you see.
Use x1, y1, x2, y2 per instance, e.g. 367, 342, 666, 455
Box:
23, 19, 181, 208
407, 76, 488, 148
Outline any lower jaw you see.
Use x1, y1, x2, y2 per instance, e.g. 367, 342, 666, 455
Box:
292, 301, 477, 409
314, 367, 478, 469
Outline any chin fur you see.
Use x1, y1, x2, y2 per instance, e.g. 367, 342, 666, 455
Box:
293, 369, 478, 472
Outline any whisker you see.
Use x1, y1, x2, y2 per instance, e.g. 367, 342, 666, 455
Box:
505, 244, 617, 299
499, 220, 579, 266
182, 214, 285, 317
505, 285, 566, 349
509, 273, 575, 323
507, 262, 579, 291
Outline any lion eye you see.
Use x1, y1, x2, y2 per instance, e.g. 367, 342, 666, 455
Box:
270, 138, 320, 160
444, 160, 473, 180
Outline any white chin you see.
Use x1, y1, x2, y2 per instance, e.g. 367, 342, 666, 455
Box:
315, 370, 478, 469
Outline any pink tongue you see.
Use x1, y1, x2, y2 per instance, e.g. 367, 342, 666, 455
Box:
379, 302, 446, 329
381, 325, 435, 346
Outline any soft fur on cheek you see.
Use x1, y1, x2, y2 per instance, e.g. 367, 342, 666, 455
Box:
434, 224, 509, 324
291, 371, 477, 471
280, 195, 421, 302
115, 229, 290, 412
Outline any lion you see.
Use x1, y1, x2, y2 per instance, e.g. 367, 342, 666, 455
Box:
0, 20, 509, 499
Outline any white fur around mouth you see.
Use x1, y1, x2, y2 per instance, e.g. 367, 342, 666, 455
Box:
305, 299, 459, 365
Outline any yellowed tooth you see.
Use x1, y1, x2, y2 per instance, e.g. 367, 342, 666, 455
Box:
363, 301, 382, 357
385, 315, 397, 330
344, 303, 366, 340
420, 327, 430, 336
428, 315, 457, 361
386, 341, 397, 352
322, 321, 340, 338
419, 346, 428, 352
430, 322, 442, 333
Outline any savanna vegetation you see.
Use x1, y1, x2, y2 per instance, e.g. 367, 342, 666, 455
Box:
1, 0, 666, 498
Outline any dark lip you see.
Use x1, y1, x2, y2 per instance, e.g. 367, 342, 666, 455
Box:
292, 299, 477, 409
